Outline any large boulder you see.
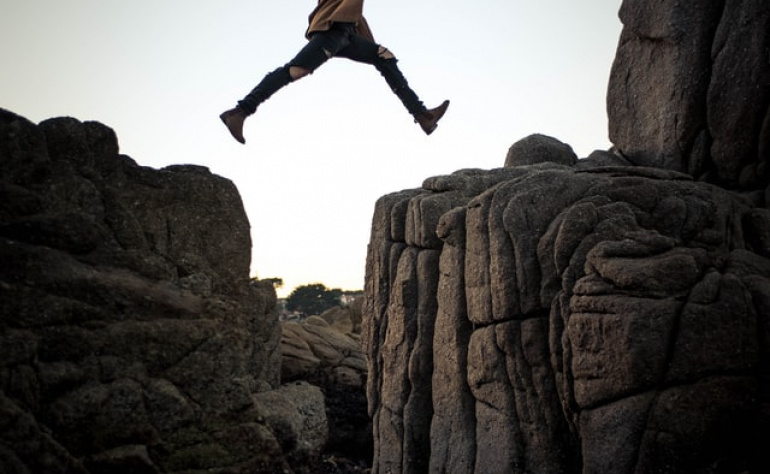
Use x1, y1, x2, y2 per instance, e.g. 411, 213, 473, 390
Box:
607, 0, 770, 191
0, 108, 317, 473
504, 133, 578, 168
363, 143, 769, 473
280, 314, 371, 464
363, 1, 770, 470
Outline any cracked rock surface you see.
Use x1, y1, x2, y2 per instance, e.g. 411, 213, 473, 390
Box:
0, 109, 298, 473
364, 1, 769, 471
364, 140, 769, 474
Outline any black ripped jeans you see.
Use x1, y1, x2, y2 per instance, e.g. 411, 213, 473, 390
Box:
237, 22, 426, 116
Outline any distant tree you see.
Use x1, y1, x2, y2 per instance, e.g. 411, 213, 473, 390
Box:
286, 283, 342, 316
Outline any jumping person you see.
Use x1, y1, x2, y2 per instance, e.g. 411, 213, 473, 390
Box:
220, 0, 449, 144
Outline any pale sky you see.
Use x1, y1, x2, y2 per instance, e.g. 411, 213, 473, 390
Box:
1, 0, 623, 298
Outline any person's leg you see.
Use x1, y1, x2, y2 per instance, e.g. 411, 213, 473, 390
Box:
236, 28, 351, 114
337, 36, 425, 115
220, 27, 351, 143
337, 35, 449, 134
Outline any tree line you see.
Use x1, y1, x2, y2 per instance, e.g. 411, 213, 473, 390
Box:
255, 278, 362, 317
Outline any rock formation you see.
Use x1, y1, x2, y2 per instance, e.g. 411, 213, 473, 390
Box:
3, 1, 769, 473
363, 1, 770, 473
280, 306, 371, 465
0, 108, 335, 473
607, 0, 769, 191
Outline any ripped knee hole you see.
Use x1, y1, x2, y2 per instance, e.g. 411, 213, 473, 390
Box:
289, 66, 311, 80
378, 46, 395, 60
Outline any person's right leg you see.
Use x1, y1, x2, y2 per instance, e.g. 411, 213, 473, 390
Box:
220, 27, 350, 144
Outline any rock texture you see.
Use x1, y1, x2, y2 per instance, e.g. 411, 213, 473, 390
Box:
608, 0, 770, 190
363, 1, 770, 472
364, 137, 769, 474
0, 108, 327, 473
280, 308, 371, 464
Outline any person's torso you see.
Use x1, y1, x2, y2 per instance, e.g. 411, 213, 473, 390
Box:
307, 0, 366, 37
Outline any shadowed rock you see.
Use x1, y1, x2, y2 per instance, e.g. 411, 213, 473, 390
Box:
364, 134, 768, 473
0, 109, 300, 473
364, 2, 769, 471
280, 312, 371, 465
607, 0, 770, 190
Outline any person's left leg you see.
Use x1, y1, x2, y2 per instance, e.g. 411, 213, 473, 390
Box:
338, 38, 425, 115
338, 35, 449, 134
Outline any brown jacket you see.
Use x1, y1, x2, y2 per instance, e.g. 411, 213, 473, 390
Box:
306, 0, 374, 42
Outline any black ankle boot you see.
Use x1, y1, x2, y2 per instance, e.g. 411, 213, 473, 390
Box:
414, 100, 450, 135
220, 107, 248, 144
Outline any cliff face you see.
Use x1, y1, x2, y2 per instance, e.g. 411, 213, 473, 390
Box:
363, 1, 770, 473
364, 156, 769, 474
0, 109, 299, 473
608, 0, 769, 190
